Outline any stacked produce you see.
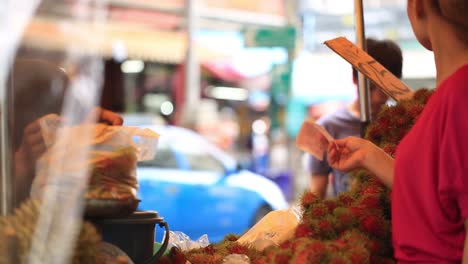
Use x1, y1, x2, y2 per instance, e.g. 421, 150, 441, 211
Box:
0, 199, 103, 264
0, 123, 159, 263
159, 89, 433, 263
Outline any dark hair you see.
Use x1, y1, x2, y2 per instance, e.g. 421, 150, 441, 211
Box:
9, 59, 69, 149
352, 38, 403, 80
432, 0, 468, 44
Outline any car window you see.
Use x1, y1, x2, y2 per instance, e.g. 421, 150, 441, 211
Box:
138, 148, 178, 169
185, 153, 225, 173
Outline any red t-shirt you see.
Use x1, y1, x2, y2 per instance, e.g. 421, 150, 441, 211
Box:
393, 64, 468, 263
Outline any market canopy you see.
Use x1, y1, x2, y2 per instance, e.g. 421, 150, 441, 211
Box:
21, 18, 231, 64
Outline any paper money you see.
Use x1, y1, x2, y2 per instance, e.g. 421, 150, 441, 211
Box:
296, 119, 334, 161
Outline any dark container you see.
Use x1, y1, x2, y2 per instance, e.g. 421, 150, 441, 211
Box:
85, 199, 140, 218
92, 211, 169, 264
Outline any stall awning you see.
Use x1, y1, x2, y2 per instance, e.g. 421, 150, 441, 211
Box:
21, 18, 231, 64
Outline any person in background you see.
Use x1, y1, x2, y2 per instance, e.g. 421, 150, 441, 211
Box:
10, 59, 123, 206
327, 0, 468, 262
307, 38, 403, 198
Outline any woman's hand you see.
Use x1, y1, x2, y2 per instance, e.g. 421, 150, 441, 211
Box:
18, 119, 47, 162
328, 136, 395, 188
14, 119, 46, 202
95, 107, 123, 126
327, 136, 374, 172
84, 107, 123, 126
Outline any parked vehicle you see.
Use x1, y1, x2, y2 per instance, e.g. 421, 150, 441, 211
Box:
136, 125, 289, 242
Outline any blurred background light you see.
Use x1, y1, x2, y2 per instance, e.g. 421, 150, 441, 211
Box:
121, 59, 144, 73
208, 86, 248, 101
160, 101, 174, 116
252, 119, 268, 135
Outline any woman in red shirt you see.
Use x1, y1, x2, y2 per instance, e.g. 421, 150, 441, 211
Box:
327, 0, 468, 262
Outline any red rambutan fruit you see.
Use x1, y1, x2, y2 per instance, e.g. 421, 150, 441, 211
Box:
229, 244, 249, 255
362, 184, 384, 196
329, 255, 348, 264
324, 200, 338, 212
273, 252, 290, 264
223, 234, 239, 242
359, 195, 381, 211
350, 206, 365, 219
279, 239, 292, 250
361, 215, 385, 237
311, 204, 328, 218
202, 244, 216, 255
319, 219, 333, 231
302, 192, 319, 208
338, 193, 355, 206
293, 242, 328, 263
366, 239, 383, 252
347, 246, 370, 264
295, 223, 313, 238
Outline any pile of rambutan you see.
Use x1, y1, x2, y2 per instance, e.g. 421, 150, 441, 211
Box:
159, 89, 433, 264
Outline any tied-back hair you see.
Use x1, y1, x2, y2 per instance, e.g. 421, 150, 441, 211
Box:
431, 0, 468, 44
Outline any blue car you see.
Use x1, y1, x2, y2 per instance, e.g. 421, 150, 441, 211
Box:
136, 125, 288, 242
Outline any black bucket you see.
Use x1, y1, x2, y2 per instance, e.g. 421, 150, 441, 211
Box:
92, 211, 169, 264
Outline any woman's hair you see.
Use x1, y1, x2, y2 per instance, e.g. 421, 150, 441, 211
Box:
432, 0, 468, 44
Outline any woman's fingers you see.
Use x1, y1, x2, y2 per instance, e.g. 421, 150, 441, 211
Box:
328, 144, 340, 164
30, 143, 47, 160
23, 120, 41, 134
327, 137, 368, 172
90, 107, 123, 126
24, 130, 43, 145
333, 137, 364, 151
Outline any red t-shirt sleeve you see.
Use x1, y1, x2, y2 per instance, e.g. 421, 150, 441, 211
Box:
439, 80, 468, 219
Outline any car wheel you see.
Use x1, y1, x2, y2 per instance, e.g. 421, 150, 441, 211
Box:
251, 204, 272, 227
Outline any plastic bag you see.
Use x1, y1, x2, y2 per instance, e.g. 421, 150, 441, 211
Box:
167, 231, 210, 252
237, 205, 302, 251
31, 114, 159, 205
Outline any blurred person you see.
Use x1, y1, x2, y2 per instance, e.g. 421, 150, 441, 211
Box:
10, 59, 122, 206
308, 100, 347, 122
327, 0, 468, 262
307, 38, 403, 198
269, 129, 293, 200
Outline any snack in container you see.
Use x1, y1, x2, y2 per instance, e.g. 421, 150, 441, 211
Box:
31, 114, 159, 218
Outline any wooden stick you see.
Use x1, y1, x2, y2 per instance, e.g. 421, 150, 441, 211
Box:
325, 37, 413, 102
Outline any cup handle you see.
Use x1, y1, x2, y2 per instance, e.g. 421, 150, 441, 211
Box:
142, 221, 170, 264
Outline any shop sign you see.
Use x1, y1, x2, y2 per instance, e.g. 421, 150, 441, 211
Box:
244, 26, 296, 49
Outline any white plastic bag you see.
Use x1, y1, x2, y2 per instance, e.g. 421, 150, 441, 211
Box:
237, 205, 302, 251
167, 231, 210, 252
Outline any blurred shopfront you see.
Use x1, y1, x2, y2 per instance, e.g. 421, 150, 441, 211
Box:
16, 0, 297, 201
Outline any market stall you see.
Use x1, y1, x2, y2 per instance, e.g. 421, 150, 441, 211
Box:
0, 1, 173, 263
1, 0, 289, 263
0, 0, 435, 263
